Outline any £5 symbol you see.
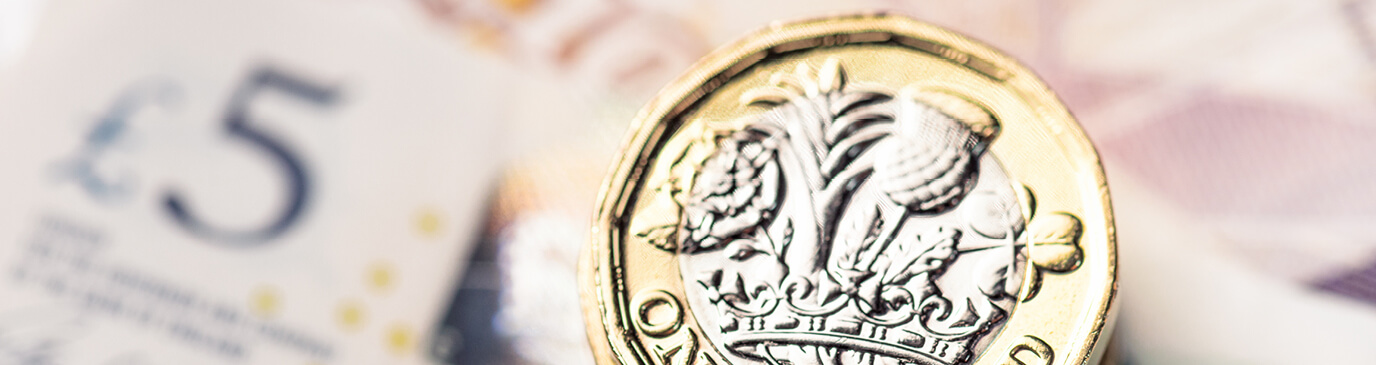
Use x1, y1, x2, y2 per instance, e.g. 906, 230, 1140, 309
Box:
163, 66, 340, 246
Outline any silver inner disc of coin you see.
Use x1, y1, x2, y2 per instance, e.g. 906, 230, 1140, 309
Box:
675, 77, 1028, 365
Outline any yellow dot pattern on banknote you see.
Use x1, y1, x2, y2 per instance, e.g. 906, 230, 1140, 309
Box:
337, 300, 366, 331
415, 208, 444, 238
493, 0, 540, 15
368, 262, 394, 292
386, 324, 415, 355
462, 21, 507, 53
250, 286, 280, 318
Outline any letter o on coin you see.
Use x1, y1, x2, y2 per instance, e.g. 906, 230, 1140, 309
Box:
631, 289, 683, 338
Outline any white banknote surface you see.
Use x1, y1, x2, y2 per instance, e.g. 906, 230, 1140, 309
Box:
0, 0, 506, 364
0, 0, 44, 70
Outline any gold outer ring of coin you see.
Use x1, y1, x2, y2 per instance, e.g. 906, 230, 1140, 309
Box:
580, 13, 1117, 365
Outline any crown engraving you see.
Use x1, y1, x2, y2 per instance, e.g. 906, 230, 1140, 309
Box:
665, 59, 1028, 365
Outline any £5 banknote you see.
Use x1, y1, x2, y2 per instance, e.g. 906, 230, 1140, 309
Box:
0, 0, 510, 363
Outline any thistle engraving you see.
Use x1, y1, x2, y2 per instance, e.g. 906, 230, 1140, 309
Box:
650, 59, 1030, 365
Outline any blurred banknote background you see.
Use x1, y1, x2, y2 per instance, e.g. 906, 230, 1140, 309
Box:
3, 0, 1376, 364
